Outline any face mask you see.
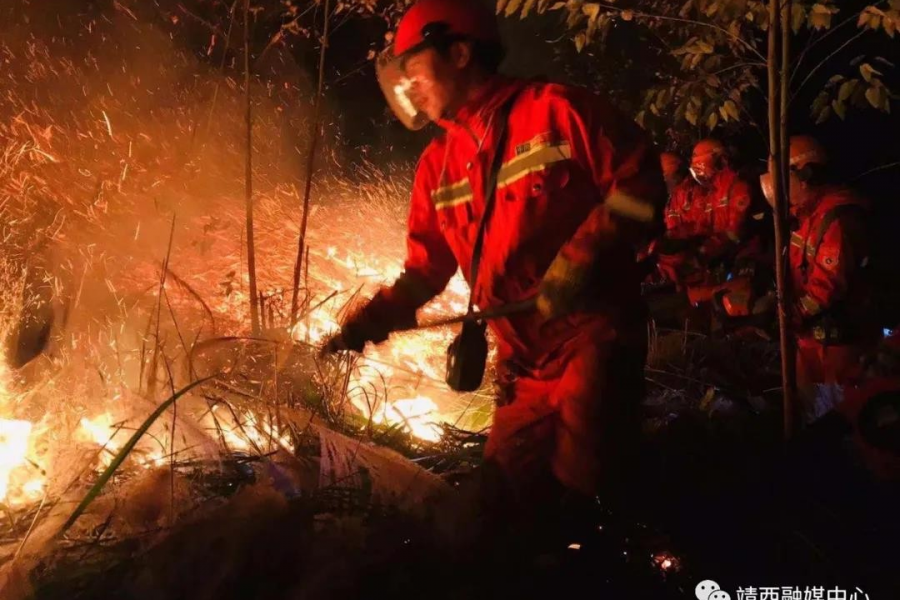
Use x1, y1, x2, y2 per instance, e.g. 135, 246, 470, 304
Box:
690, 166, 712, 186
376, 47, 430, 131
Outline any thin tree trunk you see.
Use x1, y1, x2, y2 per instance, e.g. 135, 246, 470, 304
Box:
768, 0, 795, 441
780, 0, 797, 439
244, 0, 260, 334
290, 0, 331, 325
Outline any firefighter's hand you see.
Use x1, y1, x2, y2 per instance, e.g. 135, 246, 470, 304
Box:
537, 255, 590, 320
320, 296, 416, 356
320, 317, 391, 355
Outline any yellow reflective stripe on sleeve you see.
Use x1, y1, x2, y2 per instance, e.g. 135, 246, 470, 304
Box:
606, 191, 656, 223
790, 232, 805, 249
432, 178, 473, 210
799, 294, 822, 316
496, 141, 572, 190
431, 140, 572, 211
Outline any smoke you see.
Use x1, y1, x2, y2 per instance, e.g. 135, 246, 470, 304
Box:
0, 0, 315, 383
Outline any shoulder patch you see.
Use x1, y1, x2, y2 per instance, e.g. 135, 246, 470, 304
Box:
514, 132, 555, 156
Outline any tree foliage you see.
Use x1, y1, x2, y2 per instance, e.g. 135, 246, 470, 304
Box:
498, 0, 899, 142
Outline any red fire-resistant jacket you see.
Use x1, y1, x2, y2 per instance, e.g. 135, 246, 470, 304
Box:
664, 178, 703, 239
374, 78, 665, 367
694, 167, 753, 260
789, 185, 874, 342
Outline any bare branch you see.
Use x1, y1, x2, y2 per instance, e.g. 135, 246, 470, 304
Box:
593, 2, 768, 62
790, 28, 868, 105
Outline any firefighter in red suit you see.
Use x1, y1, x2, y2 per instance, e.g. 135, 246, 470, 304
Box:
324, 0, 665, 506
688, 138, 754, 262
761, 136, 879, 423
655, 140, 754, 288
661, 152, 700, 239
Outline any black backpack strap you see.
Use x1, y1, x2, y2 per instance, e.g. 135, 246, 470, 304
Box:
466, 91, 521, 314
802, 204, 865, 274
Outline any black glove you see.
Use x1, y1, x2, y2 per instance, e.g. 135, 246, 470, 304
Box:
321, 293, 415, 355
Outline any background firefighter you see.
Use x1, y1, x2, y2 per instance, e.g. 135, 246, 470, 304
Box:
761, 135, 880, 424
660, 152, 702, 241
650, 144, 772, 335
654, 139, 755, 290
324, 0, 665, 531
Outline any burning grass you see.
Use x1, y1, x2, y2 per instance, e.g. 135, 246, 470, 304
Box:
0, 3, 491, 594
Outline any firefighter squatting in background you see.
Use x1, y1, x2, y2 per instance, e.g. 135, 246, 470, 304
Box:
324, 0, 666, 518
760, 136, 881, 423
759, 138, 900, 478
651, 140, 771, 328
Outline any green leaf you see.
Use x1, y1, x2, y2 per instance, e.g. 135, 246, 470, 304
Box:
700, 387, 716, 411
574, 31, 587, 52
860, 7, 884, 31
685, 100, 700, 126
521, 0, 538, 19
838, 79, 858, 102
811, 89, 830, 115
860, 63, 882, 82
675, 100, 688, 122
696, 40, 715, 54
657, 88, 670, 106
832, 99, 847, 120
792, 4, 807, 33
60, 377, 215, 535
582, 2, 601, 21
884, 14, 896, 37
815, 105, 833, 124
809, 4, 838, 30
550, 2, 567, 10
504, 0, 524, 17
866, 85, 888, 110
858, 10, 871, 28
707, 111, 719, 129
724, 99, 740, 120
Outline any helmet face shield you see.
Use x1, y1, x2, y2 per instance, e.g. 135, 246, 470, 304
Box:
376, 47, 430, 131
759, 172, 775, 208
690, 165, 713, 186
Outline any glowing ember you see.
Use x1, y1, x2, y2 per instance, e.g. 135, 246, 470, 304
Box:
652, 551, 682, 573
207, 405, 294, 454
79, 413, 123, 465
381, 396, 443, 443
0, 419, 33, 503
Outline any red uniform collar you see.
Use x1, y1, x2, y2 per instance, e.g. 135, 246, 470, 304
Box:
436, 77, 526, 140
797, 185, 868, 219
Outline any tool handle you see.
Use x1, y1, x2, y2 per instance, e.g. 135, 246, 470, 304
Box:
320, 297, 537, 356
400, 297, 537, 332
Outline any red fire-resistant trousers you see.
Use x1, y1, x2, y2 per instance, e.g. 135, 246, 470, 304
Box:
796, 337, 866, 423
484, 322, 646, 498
